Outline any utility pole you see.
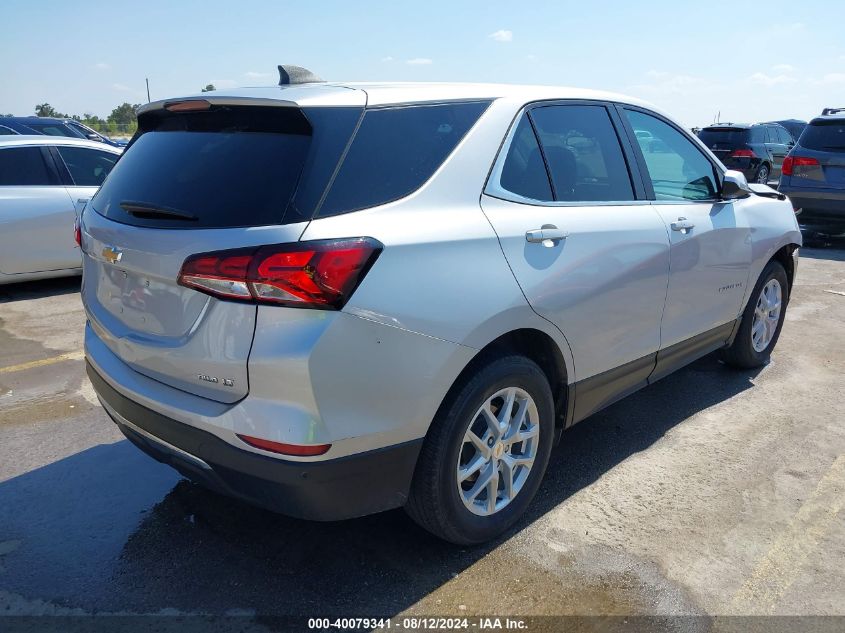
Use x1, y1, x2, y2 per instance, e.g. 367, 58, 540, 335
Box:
145, 78, 151, 103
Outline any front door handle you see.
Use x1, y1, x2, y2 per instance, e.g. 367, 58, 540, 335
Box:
670, 217, 695, 234
526, 225, 570, 246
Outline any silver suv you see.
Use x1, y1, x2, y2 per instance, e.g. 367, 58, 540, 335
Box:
81, 71, 801, 544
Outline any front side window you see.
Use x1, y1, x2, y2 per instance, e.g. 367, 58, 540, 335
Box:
0, 147, 54, 186
625, 109, 719, 201
0, 126, 17, 136
530, 105, 635, 202
318, 101, 490, 216
57, 146, 118, 186
777, 127, 793, 145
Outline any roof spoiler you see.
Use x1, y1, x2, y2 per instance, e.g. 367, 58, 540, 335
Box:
278, 65, 324, 86
821, 107, 845, 116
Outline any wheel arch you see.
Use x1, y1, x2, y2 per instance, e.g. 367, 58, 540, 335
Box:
440, 327, 572, 442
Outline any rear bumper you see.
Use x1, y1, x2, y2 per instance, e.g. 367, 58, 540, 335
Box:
88, 361, 423, 520
779, 187, 845, 229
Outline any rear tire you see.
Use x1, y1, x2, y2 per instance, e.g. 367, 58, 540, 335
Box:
722, 260, 788, 369
405, 355, 554, 545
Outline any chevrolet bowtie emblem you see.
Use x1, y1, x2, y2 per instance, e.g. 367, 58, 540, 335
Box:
102, 246, 123, 264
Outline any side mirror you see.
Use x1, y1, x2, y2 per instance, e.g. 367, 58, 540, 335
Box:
721, 170, 752, 200
86, 132, 101, 141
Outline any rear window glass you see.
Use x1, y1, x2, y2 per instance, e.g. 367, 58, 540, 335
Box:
698, 128, 750, 145
91, 105, 361, 228
318, 101, 490, 217
0, 147, 55, 186
799, 121, 845, 152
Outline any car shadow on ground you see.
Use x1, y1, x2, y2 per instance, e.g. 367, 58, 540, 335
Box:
0, 353, 762, 617
0, 276, 81, 303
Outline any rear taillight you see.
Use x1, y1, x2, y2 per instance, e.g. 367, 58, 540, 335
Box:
782, 155, 823, 180
73, 217, 81, 247
178, 238, 382, 309
729, 149, 757, 158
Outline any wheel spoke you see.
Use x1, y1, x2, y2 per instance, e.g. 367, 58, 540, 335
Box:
465, 429, 490, 461
499, 458, 515, 500
466, 463, 496, 502
481, 405, 501, 440
486, 469, 500, 513
498, 388, 517, 430
459, 454, 487, 482
505, 423, 539, 447
504, 397, 529, 441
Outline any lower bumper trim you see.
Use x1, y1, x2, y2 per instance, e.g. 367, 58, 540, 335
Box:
88, 361, 424, 521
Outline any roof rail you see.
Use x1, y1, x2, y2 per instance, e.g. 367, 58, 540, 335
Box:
821, 107, 845, 116
277, 65, 324, 86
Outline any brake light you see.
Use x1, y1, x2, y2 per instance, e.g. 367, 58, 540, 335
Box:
236, 434, 331, 456
73, 217, 81, 247
782, 155, 822, 179
178, 238, 382, 309
729, 149, 756, 158
165, 99, 212, 112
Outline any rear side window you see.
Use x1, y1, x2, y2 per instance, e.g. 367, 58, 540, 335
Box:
27, 123, 80, 138
57, 146, 118, 186
529, 105, 635, 202
318, 101, 490, 216
0, 147, 55, 186
799, 121, 845, 151
499, 114, 553, 201
92, 105, 360, 228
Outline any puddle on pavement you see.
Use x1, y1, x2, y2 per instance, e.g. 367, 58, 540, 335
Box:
402, 548, 650, 618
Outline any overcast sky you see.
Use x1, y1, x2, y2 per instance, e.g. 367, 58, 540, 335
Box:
3, 0, 844, 127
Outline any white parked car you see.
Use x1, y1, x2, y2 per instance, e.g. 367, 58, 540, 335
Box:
0, 136, 121, 284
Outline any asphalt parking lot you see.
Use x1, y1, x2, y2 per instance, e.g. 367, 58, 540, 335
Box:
1, 243, 843, 624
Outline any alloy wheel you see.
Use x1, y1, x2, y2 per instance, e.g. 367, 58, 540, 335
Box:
751, 278, 782, 352
456, 387, 540, 516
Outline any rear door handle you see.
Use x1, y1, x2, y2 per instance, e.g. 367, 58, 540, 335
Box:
670, 217, 695, 233
526, 225, 570, 246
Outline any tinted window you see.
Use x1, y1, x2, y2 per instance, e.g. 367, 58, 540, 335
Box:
530, 105, 634, 202
776, 127, 793, 144
498, 114, 553, 201
319, 101, 490, 216
699, 128, 750, 145
57, 146, 118, 186
0, 147, 54, 186
0, 126, 16, 136
92, 106, 326, 228
27, 123, 82, 138
625, 110, 718, 201
799, 121, 845, 152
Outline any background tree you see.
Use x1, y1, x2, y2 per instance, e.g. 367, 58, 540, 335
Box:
34, 103, 67, 118
107, 103, 139, 126
201, 84, 216, 92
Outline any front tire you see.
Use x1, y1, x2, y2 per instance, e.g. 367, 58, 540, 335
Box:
754, 163, 771, 184
405, 355, 554, 545
722, 260, 788, 369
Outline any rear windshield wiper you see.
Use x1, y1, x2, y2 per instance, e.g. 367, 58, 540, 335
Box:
120, 201, 198, 221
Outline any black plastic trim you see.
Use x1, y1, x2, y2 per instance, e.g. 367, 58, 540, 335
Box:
88, 362, 423, 521
568, 320, 738, 426
649, 320, 737, 384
